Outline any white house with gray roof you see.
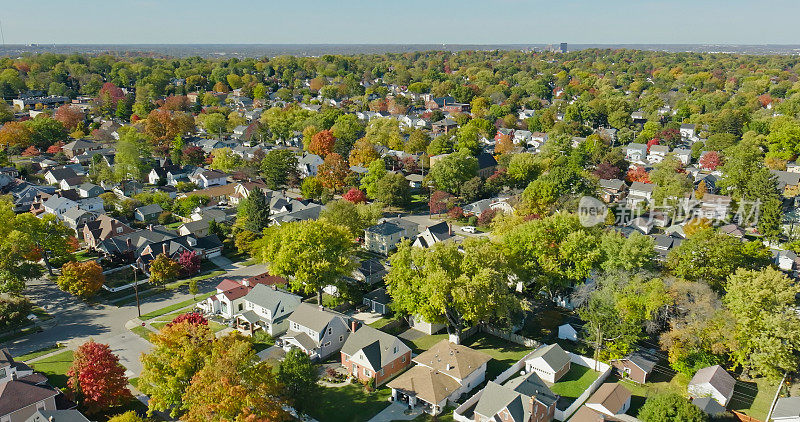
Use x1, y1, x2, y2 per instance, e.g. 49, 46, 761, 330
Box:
236, 284, 302, 337
525, 343, 571, 383
280, 303, 351, 360
687, 365, 736, 407
473, 371, 558, 422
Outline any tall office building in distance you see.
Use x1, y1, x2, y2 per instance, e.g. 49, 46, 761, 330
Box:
560, 42, 568, 53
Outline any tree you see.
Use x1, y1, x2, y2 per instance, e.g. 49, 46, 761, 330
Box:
300, 177, 323, 200
0, 121, 33, 148
24, 116, 68, 150
16, 213, 77, 276
139, 321, 214, 417
0, 295, 33, 330
625, 166, 650, 183
495, 134, 514, 155
108, 411, 146, 422
667, 228, 771, 290
724, 268, 800, 379
683, 218, 711, 237
429, 151, 478, 195
277, 349, 318, 415
349, 137, 380, 167
178, 250, 200, 276
148, 254, 181, 285
308, 129, 336, 157
170, 312, 208, 327
460, 176, 484, 203
67, 340, 131, 414
320, 200, 382, 239
638, 394, 707, 422
209, 147, 243, 173
255, 220, 356, 303
699, 151, 722, 170
21, 146, 40, 157
374, 172, 411, 207
365, 118, 403, 150
506, 153, 541, 188
360, 159, 387, 199
183, 333, 290, 422
429, 190, 453, 215
114, 128, 147, 181
343, 187, 367, 204
502, 213, 602, 296
237, 187, 271, 234
386, 238, 522, 341
260, 149, 298, 190
201, 112, 227, 136
599, 231, 656, 273
57, 261, 105, 298
317, 153, 350, 192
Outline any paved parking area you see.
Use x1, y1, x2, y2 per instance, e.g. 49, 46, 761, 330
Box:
367, 401, 423, 422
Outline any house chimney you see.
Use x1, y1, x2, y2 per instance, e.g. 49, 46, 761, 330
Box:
351, 320, 360, 333
126, 237, 132, 251
448, 223, 452, 236
162, 243, 168, 256
148, 224, 153, 231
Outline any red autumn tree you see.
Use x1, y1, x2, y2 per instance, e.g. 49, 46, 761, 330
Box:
758, 93, 773, 108
54, 105, 85, 131
429, 190, 453, 214
22, 146, 40, 156
646, 138, 660, 152
67, 340, 131, 414
182, 146, 206, 166
47, 141, 65, 154
626, 166, 651, 183
593, 162, 622, 180
448, 206, 464, 220
477, 208, 497, 226
162, 95, 190, 111
178, 250, 200, 276
656, 128, 681, 146
308, 130, 336, 157
317, 153, 350, 192
169, 312, 208, 327
342, 188, 367, 204
699, 151, 722, 170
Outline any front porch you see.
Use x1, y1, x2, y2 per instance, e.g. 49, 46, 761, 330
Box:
390, 389, 444, 416
234, 310, 264, 335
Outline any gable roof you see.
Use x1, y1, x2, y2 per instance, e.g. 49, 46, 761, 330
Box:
26, 410, 91, 422
386, 365, 461, 405
413, 340, 492, 381
689, 365, 736, 399
772, 396, 800, 419
366, 221, 404, 236
288, 303, 347, 333
0, 374, 59, 417
528, 343, 570, 372
587, 383, 631, 414
243, 284, 302, 321
341, 326, 409, 371
692, 397, 727, 416
136, 203, 163, 216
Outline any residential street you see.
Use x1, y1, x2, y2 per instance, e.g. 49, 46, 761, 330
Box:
5, 264, 270, 373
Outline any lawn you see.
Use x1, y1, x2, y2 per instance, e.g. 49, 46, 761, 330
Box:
608, 370, 691, 416
164, 269, 225, 290
409, 334, 449, 354
16, 344, 65, 362
368, 317, 392, 330
138, 292, 214, 320
402, 407, 456, 422
104, 266, 138, 288
307, 384, 392, 422
130, 325, 153, 342
75, 249, 99, 262
550, 365, 600, 400
30, 349, 74, 390
729, 377, 779, 421
462, 333, 532, 380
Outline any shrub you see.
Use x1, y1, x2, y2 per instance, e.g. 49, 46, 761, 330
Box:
0, 295, 33, 329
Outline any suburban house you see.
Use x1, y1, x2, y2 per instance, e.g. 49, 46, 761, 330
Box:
350, 259, 387, 287
687, 365, 736, 407
40, 196, 78, 219
525, 343, 570, 383
297, 154, 324, 177
340, 325, 412, 386
43, 168, 78, 185
61, 208, 96, 231
647, 144, 670, 164
82, 215, 134, 248
627, 181, 654, 207
233, 284, 302, 336
431, 118, 458, 135
610, 349, 659, 384
473, 371, 558, 422
363, 287, 391, 315
387, 340, 492, 416
569, 383, 632, 422
148, 162, 182, 185
623, 143, 647, 164
203, 278, 252, 319
364, 218, 420, 254
280, 303, 351, 360
698, 193, 732, 221
76, 183, 103, 198
134, 204, 163, 222
598, 179, 627, 203
680, 123, 697, 140
463, 197, 514, 218
62, 140, 101, 159
557, 323, 578, 342
408, 315, 446, 335
24, 410, 90, 422
113, 180, 143, 197
772, 397, 800, 421
177, 219, 211, 237
476, 152, 498, 178
412, 221, 454, 248
191, 169, 228, 188
0, 349, 70, 422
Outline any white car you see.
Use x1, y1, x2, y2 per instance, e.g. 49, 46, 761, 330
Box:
461, 226, 477, 234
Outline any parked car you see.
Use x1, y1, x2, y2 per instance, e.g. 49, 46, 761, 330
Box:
461, 226, 477, 233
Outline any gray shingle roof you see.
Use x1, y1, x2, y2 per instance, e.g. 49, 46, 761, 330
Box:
689, 365, 736, 400
242, 284, 302, 321
340, 326, 408, 371
772, 396, 800, 419
288, 302, 347, 333
528, 343, 570, 372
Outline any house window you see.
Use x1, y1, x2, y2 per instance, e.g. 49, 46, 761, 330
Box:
116, 227, 123, 233
37, 401, 46, 410
401, 356, 406, 363
0, 368, 5, 379
364, 368, 371, 377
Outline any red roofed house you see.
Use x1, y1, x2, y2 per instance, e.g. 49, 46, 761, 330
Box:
199, 272, 287, 319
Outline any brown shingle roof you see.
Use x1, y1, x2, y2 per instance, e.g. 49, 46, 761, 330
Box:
413, 340, 492, 381
386, 365, 461, 405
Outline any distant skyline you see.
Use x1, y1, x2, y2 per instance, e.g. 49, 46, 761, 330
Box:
3, 1, 800, 45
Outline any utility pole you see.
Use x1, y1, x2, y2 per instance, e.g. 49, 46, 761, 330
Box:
131, 263, 141, 318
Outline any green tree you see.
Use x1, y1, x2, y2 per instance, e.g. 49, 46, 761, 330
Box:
429, 151, 478, 195
319, 200, 382, 239
724, 268, 800, 379
599, 231, 656, 272
638, 393, 707, 422
260, 149, 298, 190
374, 172, 411, 207
506, 153, 541, 188
277, 349, 318, 415
114, 128, 147, 181
300, 177, 323, 200
254, 220, 356, 303
386, 238, 522, 341
201, 112, 227, 136
16, 213, 76, 276
209, 147, 243, 173
237, 187, 271, 234
360, 158, 387, 199
148, 254, 181, 285
365, 118, 403, 150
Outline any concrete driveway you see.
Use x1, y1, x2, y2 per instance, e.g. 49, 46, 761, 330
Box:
367, 401, 422, 422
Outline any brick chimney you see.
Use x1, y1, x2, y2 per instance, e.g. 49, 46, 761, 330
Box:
126, 237, 132, 251
162, 243, 168, 256
351, 320, 360, 333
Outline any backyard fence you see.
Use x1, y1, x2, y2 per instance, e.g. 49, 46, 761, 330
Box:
554, 354, 612, 421
732, 411, 762, 422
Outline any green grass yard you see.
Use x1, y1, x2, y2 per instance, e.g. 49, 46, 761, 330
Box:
462, 333, 532, 380
307, 384, 392, 422
409, 334, 449, 354
130, 325, 153, 342
30, 350, 74, 390
16, 344, 65, 362
138, 292, 214, 320
550, 365, 600, 400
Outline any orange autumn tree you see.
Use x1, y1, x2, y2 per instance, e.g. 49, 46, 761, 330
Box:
57, 261, 105, 298
494, 134, 514, 155
54, 104, 85, 131
317, 153, 350, 192
308, 129, 336, 157
22, 146, 40, 156
67, 340, 131, 414
0, 121, 33, 148
626, 166, 651, 183
348, 137, 380, 167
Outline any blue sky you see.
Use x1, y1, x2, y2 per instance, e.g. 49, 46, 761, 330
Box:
2, 1, 799, 45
